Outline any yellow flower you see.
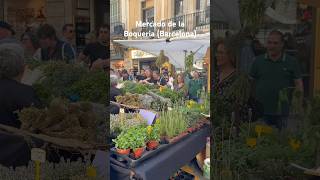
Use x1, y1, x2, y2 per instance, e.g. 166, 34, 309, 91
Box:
86, 166, 97, 177
186, 100, 196, 108
255, 125, 263, 137
162, 62, 170, 68
155, 119, 160, 124
159, 86, 165, 92
262, 125, 273, 134
190, 100, 196, 105
246, 138, 257, 148
289, 138, 301, 151
147, 126, 153, 135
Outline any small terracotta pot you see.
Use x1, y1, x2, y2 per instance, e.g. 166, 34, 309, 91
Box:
133, 147, 145, 159
187, 127, 194, 133
116, 148, 130, 155
147, 140, 159, 150
169, 132, 188, 143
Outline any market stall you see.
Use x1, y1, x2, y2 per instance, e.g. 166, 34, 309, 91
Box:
109, 80, 210, 179
111, 125, 209, 180
0, 61, 108, 179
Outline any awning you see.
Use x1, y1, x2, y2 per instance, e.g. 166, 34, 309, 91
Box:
113, 33, 210, 69
265, 0, 297, 24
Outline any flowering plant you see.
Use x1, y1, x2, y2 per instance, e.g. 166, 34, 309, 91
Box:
146, 121, 160, 141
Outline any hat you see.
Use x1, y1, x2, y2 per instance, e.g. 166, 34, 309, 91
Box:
0, 21, 15, 35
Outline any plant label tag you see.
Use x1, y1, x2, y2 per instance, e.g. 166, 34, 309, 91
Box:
168, 107, 173, 111
31, 148, 46, 163
120, 108, 125, 113
139, 109, 156, 125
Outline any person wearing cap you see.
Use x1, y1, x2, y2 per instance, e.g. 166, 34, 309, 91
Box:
0, 21, 22, 46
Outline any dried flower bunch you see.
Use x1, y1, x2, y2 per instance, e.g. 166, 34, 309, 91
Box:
18, 98, 103, 143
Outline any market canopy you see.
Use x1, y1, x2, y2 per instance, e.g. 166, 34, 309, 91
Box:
113, 33, 210, 69
265, 0, 297, 24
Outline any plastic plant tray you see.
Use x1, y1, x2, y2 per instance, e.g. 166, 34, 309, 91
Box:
110, 132, 193, 168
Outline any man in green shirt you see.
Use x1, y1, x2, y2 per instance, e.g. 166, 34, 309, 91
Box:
188, 70, 204, 102
249, 30, 303, 129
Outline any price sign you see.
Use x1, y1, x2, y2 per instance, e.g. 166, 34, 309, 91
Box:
31, 148, 46, 163
120, 108, 125, 114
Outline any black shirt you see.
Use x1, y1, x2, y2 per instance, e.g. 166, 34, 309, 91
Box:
154, 77, 167, 86
146, 78, 155, 84
110, 87, 122, 114
136, 75, 146, 81
110, 87, 122, 102
0, 79, 41, 128
83, 42, 109, 66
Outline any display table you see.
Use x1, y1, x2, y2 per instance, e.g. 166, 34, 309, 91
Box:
0, 131, 30, 167
110, 126, 210, 180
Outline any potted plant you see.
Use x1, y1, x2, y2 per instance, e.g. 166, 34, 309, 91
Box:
112, 132, 130, 155
158, 108, 188, 143
146, 123, 160, 150
127, 126, 147, 159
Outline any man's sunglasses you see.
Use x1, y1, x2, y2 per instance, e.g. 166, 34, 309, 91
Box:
100, 31, 108, 34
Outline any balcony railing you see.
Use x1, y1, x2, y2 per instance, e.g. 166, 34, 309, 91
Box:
131, 7, 210, 39
111, 22, 126, 38
160, 7, 210, 33
111, 49, 124, 60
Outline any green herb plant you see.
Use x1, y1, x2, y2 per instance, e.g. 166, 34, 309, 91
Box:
126, 126, 147, 150
147, 122, 161, 142
158, 107, 188, 138
156, 87, 184, 104
68, 70, 108, 104
112, 131, 131, 150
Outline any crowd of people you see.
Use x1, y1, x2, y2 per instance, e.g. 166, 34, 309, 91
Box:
216, 30, 303, 130
0, 20, 110, 128
110, 66, 206, 103
0, 21, 109, 70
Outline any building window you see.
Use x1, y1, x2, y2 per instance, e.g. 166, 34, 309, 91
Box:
142, 7, 154, 32
197, 0, 209, 11
110, 0, 119, 23
174, 0, 183, 16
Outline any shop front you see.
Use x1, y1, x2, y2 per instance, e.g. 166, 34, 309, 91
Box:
0, 0, 100, 52
130, 49, 157, 71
